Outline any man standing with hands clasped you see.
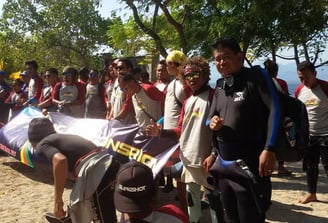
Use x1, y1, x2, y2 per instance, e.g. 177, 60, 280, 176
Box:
208, 38, 281, 223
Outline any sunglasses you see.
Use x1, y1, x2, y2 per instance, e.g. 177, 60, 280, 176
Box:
63, 72, 72, 76
89, 72, 98, 78
117, 66, 125, 70
184, 72, 200, 80
45, 75, 51, 78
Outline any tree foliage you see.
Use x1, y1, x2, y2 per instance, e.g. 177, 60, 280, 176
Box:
0, 0, 110, 74
111, 0, 328, 68
0, 0, 327, 75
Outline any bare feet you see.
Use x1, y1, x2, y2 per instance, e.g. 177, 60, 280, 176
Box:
298, 193, 318, 204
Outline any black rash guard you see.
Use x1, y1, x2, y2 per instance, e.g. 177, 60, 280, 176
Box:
36, 133, 98, 171
209, 67, 281, 162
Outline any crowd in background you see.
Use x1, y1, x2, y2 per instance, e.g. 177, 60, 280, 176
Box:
0, 37, 328, 223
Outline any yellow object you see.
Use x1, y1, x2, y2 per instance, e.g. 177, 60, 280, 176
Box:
166, 50, 187, 65
9, 71, 22, 80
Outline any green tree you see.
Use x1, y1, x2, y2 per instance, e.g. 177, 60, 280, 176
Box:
112, 0, 328, 68
0, 0, 111, 73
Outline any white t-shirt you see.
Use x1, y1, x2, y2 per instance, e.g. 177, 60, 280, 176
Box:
297, 84, 328, 136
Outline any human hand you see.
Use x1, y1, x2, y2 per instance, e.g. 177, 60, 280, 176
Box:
22, 101, 29, 107
145, 119, 161, 136
42, 108, 48, 116
203, 153, 217, 172
209, 115, 224, 131
60, 101, 71, 106
54, 199, 65, 219
259, 150, 276, 177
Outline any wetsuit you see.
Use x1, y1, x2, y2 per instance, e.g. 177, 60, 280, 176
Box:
209, 67, 281, 223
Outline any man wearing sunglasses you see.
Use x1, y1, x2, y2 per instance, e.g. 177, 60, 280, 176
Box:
146, 56, 224, 223
51, 66, 86, 118
85, 70, 107, 119
38, 68, 61, 115
107, 59, 136, 125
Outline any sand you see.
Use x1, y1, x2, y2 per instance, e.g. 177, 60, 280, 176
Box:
0, 153, 327, 223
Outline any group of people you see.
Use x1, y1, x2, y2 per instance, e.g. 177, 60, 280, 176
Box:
1, 37, 327, 223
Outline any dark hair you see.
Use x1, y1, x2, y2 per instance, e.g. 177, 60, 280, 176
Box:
45, 67, 59, 76
297, 61, 315, 72
13, 78, 24, 87
263, 59, 278, 78
28, 118, 56, 144
120, 73, 137, 83
89, 69, 99, 75
79, 66, 90, 76
63, 66, 78, 80
159, 59, 166, 66
25, 60, 38, 70
132, 67, 142, 75
141, 71, 150, 80
118, 58, 133, 69
211, 38, 242, 53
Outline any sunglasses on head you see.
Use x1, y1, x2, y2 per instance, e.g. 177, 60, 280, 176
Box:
184, 72, 200, 80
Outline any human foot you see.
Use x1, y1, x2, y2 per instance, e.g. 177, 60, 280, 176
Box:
278, 167, 292, 176
298, 193, 317, 204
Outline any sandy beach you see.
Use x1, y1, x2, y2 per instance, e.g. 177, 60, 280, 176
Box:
0, 153, 327, 223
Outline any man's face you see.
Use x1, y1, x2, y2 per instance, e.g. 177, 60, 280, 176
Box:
213, 47, 244, 77
116, 61, 131, 76
121, 80, 136, 97
20, 75, 30, 84
25, 64, 36, 75
45, 71, 57, 86
184, 66, 207, 92
63, 71, 74, 85
297, 69, 316, 87
88, 71, 99, 84
156, 64, 169, 81
165, 61, 178, 76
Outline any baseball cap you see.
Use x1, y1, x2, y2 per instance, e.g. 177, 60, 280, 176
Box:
166, 50, 187, 65
20, 70, 28, 76
114, 160, 155, 213
28, 118, 56, 144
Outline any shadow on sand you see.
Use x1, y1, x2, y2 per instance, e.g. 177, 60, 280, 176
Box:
266, 200, 328, 223
2, 159, 73, 188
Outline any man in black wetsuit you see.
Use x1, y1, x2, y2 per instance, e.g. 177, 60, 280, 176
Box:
28, 118, 120, 223
208, 38, 281, 223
